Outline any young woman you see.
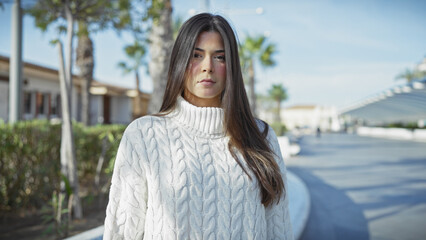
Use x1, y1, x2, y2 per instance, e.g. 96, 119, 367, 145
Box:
104, 13, 294, 240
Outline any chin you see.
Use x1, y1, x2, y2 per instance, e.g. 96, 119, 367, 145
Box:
197, 94, 219, 99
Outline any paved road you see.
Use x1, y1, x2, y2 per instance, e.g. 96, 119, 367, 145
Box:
286, 133, 426, 240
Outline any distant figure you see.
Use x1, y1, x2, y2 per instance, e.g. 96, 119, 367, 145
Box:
316, 127, 321, 138
103, 13, 294, 239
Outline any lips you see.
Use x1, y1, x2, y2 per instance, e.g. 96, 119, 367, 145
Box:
199, 79, 216, 87
200, 79, 215, 83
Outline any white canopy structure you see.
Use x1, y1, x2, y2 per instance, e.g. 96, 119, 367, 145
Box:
340, 79, 426, 124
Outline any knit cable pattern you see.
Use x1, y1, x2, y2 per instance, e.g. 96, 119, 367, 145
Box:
199, 140, 217, 240
103, 98, 294, 240
211, 139, 232, 239
168, 126, 189, 239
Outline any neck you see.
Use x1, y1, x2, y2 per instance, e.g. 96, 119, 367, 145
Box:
183, 89, 221, 108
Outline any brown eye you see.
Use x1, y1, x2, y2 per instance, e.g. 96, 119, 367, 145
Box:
193, 53, 202, 58
215, 55, 225, 62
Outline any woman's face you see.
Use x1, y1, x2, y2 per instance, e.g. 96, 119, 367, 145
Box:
183, 31, 226, 107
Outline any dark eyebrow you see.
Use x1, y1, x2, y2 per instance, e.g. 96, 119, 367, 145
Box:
194, 47, 225, 53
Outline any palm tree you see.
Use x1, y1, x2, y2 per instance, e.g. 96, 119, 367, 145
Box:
268, 84, 287, 122
74, 0, 151, 126
395, 68, 422, 83
239, 34, 277, 116
118, 40, 147, 119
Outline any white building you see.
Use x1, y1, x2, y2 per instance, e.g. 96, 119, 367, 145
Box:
416, 56, 426, 72
282, 105, 341, 132
0, 55, 150, 124
257, 101, 341, 133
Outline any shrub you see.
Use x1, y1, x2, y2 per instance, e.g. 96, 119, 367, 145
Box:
270, 121, 287, 136
0, 120, 125, 214
384, 122, 422, 129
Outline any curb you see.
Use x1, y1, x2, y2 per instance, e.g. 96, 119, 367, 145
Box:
63, 225, 103, 240
287, 170, 311, 240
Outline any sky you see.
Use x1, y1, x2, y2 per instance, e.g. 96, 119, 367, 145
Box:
0, 0, 425, 109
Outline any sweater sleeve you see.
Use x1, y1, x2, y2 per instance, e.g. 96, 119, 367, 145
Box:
104, 127, 148, 240
265, 127, 294, 240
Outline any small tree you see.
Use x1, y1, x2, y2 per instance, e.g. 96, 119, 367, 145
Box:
27, 0, 84, 219
239, 34, 277, 116
118, 40, 147, 119
395, 68, 424, 83
268, 84, 288, 122
27, 0, 142, 219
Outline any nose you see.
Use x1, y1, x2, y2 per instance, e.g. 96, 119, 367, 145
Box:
202, 57, 213, 73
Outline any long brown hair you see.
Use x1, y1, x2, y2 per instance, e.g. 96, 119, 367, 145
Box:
159, 13, 284, 207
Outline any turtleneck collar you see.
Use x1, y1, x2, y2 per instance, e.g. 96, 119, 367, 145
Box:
170, 96, 225, 137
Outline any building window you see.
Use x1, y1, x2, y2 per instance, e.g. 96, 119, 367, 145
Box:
46, 93, 51, 117
36, 92, 45, 116
24, 92, 32, 114
51, 94, 61, 117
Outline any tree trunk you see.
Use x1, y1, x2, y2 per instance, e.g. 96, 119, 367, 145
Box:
65, 3, 73, 102
276, 98, 281, 122
148, 0, 173, 114
8, 0, 23, 123
248, 59, 256, 116
76, 22, 94, 126
63, 3, 83, 219
95, 136, 108, 188
134, 71, 142, 119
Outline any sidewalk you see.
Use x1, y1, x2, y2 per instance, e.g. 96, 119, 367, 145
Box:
287, 133, 426, 240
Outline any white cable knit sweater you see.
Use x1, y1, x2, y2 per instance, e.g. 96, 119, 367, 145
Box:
103, 97, 294, 240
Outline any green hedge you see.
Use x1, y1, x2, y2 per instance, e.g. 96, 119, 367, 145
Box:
270, 121, 287, 136
0, 120, 126, 213
383, 122, 424, 129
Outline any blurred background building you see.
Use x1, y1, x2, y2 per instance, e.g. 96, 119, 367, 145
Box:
283, 105, 340, 133
0, 55, 150, 124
